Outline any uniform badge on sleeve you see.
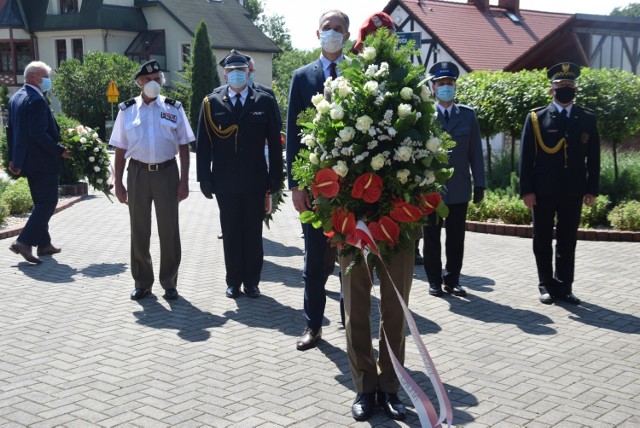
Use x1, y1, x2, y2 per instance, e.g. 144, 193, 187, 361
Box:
581, 132, 589, 144
161, 112, 177, 123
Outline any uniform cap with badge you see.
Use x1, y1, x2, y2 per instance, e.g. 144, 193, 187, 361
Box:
547, 62, 580, 82
133, 59, 161, 79
219, 51, 249, 69
428, 61, 460, 81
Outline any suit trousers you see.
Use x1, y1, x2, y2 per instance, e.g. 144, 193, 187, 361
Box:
216, 192, 265, 289
422, 202, 469, 286
127, 161, 181, 290
302, 223, 337, 329
18, 173, 59, 247
532, 193, 582, 294
340, 244, 414, 394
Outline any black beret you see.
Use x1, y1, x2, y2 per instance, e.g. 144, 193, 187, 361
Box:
547, 62, 580, 82
428, 61, 460, 81
134, 60, 161, 79
218, 50, 249, 69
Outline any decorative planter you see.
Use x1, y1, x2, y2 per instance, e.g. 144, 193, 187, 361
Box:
59, 182, 88, 196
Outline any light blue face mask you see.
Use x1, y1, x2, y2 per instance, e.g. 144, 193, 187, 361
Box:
247, 72, 255, 86
319, 29, 344, 54
39, 77, 52, 93
436, 85, 455, 102
227, 69, 248, 89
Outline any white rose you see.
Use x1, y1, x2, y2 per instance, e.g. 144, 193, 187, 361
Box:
397, 103, 412, 118
316, 99, 331, 114
311, 93, 324, 106
420, 85, 431, 102
364, 81, 379, 94
93, 166, 101, 172
396, 146, 412, 162
93, 147, 100, 152
356, 115, 373, 132
89, 156, 95, 162
370, 154, 385, 171
361, 46, 376, 61
426, 137, 442, 152
96, 178, 103, 184
330, 103, 344, 120
397, 169, 410, 184
424, 170, 436, 185
400, 87, 413, 100
80, 137, 87, 144
332, 160, 349, 178
301, 135, 316, 148
309, 152, 319, 164
339, 126, 355, 142
337, 81, 351, 98
92, 133, 99, 139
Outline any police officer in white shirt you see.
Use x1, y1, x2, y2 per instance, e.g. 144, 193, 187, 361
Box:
110, 60, 195, 301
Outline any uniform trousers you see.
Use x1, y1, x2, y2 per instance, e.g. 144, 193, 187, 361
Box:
127, 160, 181, 290
302, 223, 337, 329
422, 202, 468, 286
216, 192, 265, 289
532, 193, 582, 295
19, 173, 59, 247
340, 243, 414, 394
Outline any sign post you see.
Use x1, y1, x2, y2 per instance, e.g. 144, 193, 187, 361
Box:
106, 80, 120, 141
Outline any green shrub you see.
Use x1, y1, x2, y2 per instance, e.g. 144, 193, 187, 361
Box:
0, 200, 8, 224
580, 195, 611, 228
1, 178, 33, 214
600, 149, 640, 204
466, 190, 531, 225
608, 200, 640, 231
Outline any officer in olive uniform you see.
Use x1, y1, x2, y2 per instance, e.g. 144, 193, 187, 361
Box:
196, 51, 283, 299
519, 62, 600, 305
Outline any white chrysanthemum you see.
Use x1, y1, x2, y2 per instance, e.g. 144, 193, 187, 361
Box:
427, 137, 442, 152
396, 146, 412, 162
364, 81, 379, 94
361, 46, 376, 61
375, 62, 389, 78
420, 85, 431, 102
367, 140, 378, 150
332, 160, 349, 178
400, 87, 413, 100
371, 154, 385, 171
330, 103, 344, 120
387, 127, 397, 137
93, 166, 101, 172
316, 99, 331, 114
301, 134, 316, 148
311, 93, 324, 106
309, 152, 319, 164
339, 126, 355, 142
89, 156, 95, 162
365, 64, 379, 78
424, 170, 436, 185
356, 115, 373, 132
398, 103, 412, 118
397, 169, 410, 184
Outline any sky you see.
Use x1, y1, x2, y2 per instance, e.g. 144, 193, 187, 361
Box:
262, 0, 634, 50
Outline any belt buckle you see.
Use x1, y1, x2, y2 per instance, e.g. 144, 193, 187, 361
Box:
148, 163, 159, 172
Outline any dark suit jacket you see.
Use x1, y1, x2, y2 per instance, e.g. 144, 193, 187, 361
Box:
195, 85, 283, 195
437, 104, 486, 204
7, 85, 63, 175
519, 103, 600, 196
285, 59, 325, 189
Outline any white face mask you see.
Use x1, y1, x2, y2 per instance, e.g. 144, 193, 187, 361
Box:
143, 80, 161, 98
319, 29, 345, 54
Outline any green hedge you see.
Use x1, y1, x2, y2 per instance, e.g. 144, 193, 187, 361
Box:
1, 177, 33, 214
608, 200, 640, 231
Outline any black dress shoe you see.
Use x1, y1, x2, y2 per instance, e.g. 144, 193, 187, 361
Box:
9, 241, 41, 264
296, 326, 322, 351
226, 286, 240, 298
377, 391, 406, 420
131, 288, 151, 300
244, 285, 261, 298
351, 392, 376, 421
444, 283, 467, 296
163, 288, 179, 300
539, 293, 554, 304
559, 293, 581, 305
428, 283, 443, 297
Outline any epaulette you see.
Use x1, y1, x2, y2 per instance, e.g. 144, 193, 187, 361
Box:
118, 98, 135, 111
164, 97, 182, 109
530, 106, 545, 112
458, 104, 474, 111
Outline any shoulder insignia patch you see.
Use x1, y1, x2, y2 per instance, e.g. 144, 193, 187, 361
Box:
118, 98, 135, 111
164, 97, 182, 109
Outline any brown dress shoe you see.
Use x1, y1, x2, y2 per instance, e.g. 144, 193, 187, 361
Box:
296, 326, 322, 351
37, 244, 61, 257
9, 241, 41, 264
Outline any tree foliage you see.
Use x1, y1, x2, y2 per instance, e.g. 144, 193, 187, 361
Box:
52, 51, 139, 137
610, 3, 640, 17
189, 20, 220, 131
272, 48, 320, 121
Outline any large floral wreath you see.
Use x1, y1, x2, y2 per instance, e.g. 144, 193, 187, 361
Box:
292, 29, 454, 264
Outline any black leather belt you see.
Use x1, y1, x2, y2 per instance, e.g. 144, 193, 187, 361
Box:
129, 158, 176, 171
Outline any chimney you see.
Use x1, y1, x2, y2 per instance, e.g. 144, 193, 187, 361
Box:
467, 0, 490, 13
498, 0, 520, 15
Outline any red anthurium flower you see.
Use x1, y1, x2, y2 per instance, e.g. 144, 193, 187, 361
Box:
419, 192, 442, 215
351, 173, 383, 203
368, 216, 400, 247
389, 200, 422, 223
331, 207, 356, 236
311, 168, 340, 199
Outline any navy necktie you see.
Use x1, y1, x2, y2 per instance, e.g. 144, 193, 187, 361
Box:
234, 93, 242, 116
444, 109, 450, 124
329, 62, 337, 79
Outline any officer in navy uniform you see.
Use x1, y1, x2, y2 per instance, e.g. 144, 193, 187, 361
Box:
196, 51, 283, 299
519, 62, 600, 305
110, 59, 194, 301
423, 61, 486, 298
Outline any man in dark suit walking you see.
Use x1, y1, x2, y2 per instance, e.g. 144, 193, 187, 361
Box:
7, 61, 68, 264
286, 9, 350, 351
520, 62, 600, 305
196, 51, 283, 299
423, 61, 486, 298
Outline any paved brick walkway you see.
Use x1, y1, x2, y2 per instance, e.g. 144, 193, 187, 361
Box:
1, 155, 639, 427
